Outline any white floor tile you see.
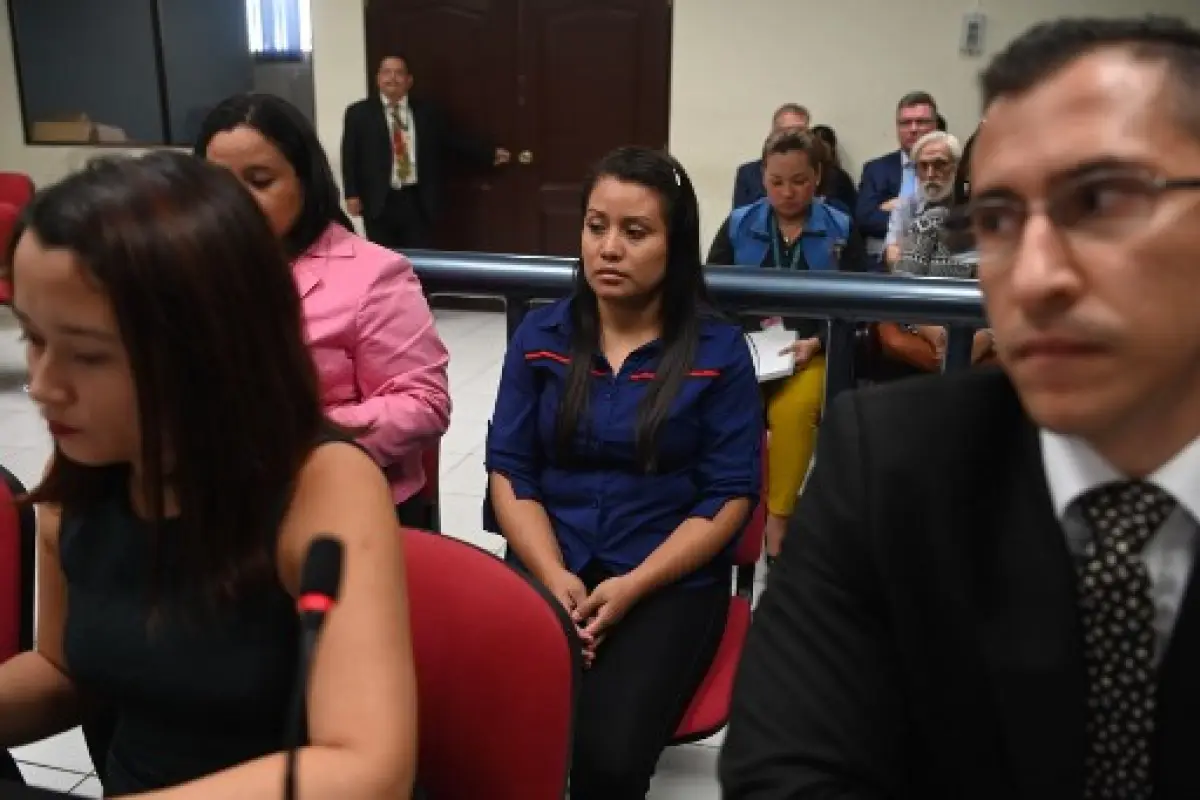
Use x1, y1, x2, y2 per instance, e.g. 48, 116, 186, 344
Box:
440, 448, 486, 497
693, 728, 726, 749
438, 492, 504, 557
439, 412, 488, 458
11, 728, 94, 774
15, 763, 87, 793
69, 776, 102, 797
649, 744, 721, 798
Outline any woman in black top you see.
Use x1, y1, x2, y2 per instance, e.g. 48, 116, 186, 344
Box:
0, 152, 416, 798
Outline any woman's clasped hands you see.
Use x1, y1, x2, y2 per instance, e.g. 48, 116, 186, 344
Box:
543, 568, 644, 669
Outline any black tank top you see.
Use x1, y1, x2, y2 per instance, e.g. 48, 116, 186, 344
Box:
59, 464, 302, 794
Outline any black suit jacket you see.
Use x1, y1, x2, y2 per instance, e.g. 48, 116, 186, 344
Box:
340, 95, 494, 223
720, 368, 1200, 799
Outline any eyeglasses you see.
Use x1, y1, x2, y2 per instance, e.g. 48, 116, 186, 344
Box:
916, 158, 954, 176
966, 166, 1200, 263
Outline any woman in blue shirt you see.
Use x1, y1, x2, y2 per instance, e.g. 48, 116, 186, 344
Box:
486, 147, 763, 799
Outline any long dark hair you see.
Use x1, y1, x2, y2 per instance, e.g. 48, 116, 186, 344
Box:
810, 124, 842, 169
3, 152, 330, 607
194, 93, 352, 260
943, 129, 979, 254
556, 147, 712, 472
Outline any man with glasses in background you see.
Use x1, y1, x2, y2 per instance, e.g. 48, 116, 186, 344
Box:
731, 103, 812, 209
855, 91, 939, 264
722, 15, 1200, 800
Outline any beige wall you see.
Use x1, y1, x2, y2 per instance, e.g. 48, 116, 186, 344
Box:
3, 0, 1200, 249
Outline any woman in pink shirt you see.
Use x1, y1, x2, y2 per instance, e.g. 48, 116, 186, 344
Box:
195, 94, 450, 525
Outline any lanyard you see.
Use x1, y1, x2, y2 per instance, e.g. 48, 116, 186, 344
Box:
769, 214, 806, 271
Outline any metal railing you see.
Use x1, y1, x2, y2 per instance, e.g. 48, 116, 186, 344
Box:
408, 250, 987, 405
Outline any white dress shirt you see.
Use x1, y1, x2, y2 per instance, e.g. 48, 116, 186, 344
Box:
1041, 430, 1200, 664
381, 95, 418, 188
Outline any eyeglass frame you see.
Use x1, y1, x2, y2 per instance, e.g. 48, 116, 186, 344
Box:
964, 164, 1200, 263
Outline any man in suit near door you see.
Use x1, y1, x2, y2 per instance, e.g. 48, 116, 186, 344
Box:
341, 54, 510, 249
721, 15, 1200, 800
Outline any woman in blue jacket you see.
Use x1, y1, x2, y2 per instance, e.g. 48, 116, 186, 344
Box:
708, 129, 867, 562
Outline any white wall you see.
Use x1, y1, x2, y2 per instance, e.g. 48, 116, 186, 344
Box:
3, 0, 1200, 249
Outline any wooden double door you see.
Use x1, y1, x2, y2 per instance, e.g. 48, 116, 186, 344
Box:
364, 0, 672, 256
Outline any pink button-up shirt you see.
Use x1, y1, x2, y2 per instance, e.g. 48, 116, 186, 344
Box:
292, 223, 450, 504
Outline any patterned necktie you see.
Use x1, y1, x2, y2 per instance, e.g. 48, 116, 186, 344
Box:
1076, 480, 1175, 800
388, 103, 413, 183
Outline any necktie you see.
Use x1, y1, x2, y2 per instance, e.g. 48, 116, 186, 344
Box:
389, 103, 413, 183
1076, 480, 1175, 800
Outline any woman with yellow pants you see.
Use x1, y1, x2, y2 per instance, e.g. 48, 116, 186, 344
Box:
762, 349, 825, 555
708, 129, 868, 558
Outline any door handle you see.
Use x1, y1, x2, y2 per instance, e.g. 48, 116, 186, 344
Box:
518, 150, 534, 165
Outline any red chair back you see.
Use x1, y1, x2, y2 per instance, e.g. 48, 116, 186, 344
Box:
0, 203, 18, 305
0, 173, 33, 211
0, 466, 35, 664
403, 529, 578, 799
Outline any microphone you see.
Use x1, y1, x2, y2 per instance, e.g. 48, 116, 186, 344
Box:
283, 535, 345, 800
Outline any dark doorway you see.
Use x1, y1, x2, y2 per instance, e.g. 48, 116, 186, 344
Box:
364, 0, 672, 256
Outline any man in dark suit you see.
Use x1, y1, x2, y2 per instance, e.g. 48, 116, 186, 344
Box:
731, 103, 810, 209
721, 15, 1200, 800
854, 91, 938, 259
340, 54, 510, 249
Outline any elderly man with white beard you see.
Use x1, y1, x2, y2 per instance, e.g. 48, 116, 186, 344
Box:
883, 131, 963, 270
888, 129, 996, 363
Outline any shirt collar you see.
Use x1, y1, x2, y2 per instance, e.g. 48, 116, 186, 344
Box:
381, 94, 409, 113
1040, 430, 1200, 523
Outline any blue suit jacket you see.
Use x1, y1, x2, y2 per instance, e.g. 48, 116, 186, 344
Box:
732, 159, 765, 208
854, 150, 903, 239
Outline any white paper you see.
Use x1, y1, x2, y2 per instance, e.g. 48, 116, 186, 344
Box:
745, 326, 797, 383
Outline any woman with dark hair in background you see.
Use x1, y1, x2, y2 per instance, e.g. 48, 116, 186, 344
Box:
487, 146, 763, 799
0, 152, 416, 797
196, 93, 449, 526
942, 128, 978, 256
810, 124, 858, 215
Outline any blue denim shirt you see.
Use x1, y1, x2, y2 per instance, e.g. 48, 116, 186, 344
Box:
485, 297, 763, 587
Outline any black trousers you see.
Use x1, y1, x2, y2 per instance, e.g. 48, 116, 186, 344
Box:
569, 561, 729, 800
364, 188, 432, 251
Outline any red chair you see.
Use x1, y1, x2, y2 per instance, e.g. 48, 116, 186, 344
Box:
403, 528, 579, 799
0, 464, 35, 664
418, 445, 440, 531
0, 203, 19, 305
670, 437, 769, 743
0, 173, 33, 211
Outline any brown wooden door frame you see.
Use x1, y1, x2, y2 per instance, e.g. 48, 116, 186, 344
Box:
362, 0, 672, 256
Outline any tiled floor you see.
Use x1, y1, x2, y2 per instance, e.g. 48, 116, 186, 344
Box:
0, 307, 747, 797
